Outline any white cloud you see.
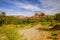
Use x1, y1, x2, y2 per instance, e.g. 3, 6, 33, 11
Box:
2, 0, 44, 16
39, 0, 60, 14
1, 0, 60, 16
0, 8, 22, 15
3, 0, 42, 11
0, 7, 34, 16
13, 2, 41, 11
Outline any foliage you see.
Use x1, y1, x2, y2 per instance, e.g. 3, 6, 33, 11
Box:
55, 13, 60, 22
0, 25, 28, 40
0, 25, 20, 40
0, 12, 60, 27
0, 12, 60, 40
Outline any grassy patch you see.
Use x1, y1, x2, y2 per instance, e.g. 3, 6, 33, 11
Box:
0, 25, 27, 40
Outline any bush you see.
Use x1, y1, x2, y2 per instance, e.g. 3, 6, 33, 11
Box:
53, 24, 60, 30
55, 13, 60, 22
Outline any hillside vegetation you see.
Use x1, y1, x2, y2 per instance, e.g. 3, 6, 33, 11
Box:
0, 12, 60, 40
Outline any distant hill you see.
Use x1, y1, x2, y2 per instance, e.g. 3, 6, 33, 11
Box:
16, 12, 46, 20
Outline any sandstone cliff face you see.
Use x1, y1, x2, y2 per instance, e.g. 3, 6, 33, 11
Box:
29, 13, 46, 20
17, 13, 46, 20
30, 13, 40, 20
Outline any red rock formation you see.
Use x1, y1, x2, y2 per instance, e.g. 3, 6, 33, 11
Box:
29, 13, 40, 20
17, 12, 46, 20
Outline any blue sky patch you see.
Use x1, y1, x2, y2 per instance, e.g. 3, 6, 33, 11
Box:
0, 0, 60, 16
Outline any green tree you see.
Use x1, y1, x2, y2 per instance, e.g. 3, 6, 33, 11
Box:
1, 12, 6, 16
55, 13, 60, 22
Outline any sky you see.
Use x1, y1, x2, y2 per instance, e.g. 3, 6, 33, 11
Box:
0, 0, 60, 16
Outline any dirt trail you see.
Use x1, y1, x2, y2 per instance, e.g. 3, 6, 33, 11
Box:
18, 24, 52, 40
18, 28, 41, 40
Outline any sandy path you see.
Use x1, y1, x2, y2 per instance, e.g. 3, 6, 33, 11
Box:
18, 28, 53, 40
18, 28, 42, 40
